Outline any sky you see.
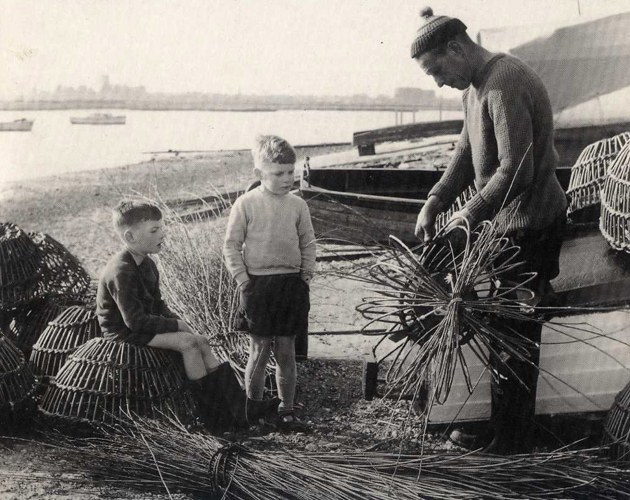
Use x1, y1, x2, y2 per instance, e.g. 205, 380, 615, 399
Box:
1, 0, 630, 99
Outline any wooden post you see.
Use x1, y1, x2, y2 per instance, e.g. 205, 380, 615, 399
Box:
439, 97, 443, 121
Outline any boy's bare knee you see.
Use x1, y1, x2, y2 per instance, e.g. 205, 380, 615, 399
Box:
179, 333, 200, 352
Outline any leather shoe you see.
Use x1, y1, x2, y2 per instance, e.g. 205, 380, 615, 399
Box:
449, 428, 486, 450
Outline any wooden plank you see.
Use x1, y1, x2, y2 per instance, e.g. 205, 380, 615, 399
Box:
353, 120, 463, 149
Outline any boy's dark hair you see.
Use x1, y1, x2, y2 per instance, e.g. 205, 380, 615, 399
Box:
112, 200, 162, 231
252, 134, 297, 165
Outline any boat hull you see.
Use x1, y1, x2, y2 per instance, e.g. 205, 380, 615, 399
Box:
70, 116, 126, 125
0, 119, 33, 131
301, 165, 571, 245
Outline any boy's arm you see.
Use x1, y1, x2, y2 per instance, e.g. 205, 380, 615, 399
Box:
108, 265, 179, 334
223, 199, 249, 287
153, 262, 181, 320
298, 200, 317, 282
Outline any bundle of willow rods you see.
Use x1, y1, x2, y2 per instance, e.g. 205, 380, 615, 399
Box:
150, 196, 272, 384
44, 415, 630, 500
356, 208, 541, 406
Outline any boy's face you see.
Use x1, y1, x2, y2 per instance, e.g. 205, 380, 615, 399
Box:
255, 162, 295, 195
124, 218, 165, 256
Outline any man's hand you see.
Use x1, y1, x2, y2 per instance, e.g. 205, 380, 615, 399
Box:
415, 195, 443, 242
446, 209, 473, 230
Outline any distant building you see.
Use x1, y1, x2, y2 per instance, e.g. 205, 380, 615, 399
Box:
394, 87, 436, 105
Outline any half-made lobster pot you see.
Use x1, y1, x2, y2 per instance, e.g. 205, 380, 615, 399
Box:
0, 222, 43, 315
39, 337, 197, 429
0, 334, 39, 430
28, 232, 92, 302
602, 379, 630, 462
567, 132, 630, 216
29, 304, 102, 386
7, 297, 67, 362
600, 142, 630, 252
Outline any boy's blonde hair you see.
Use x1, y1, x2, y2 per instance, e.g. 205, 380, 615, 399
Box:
252, 135, 296, 166
112, 200, 162, 233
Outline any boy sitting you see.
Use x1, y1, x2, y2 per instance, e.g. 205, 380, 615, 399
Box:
96, 200, 277, 430
223, 135, 316, 431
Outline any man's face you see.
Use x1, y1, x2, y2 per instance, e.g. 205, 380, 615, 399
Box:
416, 48, 471, 91
127, 219, 165, 255
256, 162, 295, 195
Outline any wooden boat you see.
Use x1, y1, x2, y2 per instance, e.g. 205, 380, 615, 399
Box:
70, 113, 126, 125
300, 133, 573, 245
0, 118, 33, 132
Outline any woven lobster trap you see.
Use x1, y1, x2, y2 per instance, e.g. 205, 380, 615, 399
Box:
602, 379, 630, 462
0, 222, 43, 313
600, 141, 630, 252
7, 297, 68, 362
39, 337, 197, 429
29, 304, 101, 386
567, 132, 630, 215
0, 333, 39, 429
28, 232, 92, 301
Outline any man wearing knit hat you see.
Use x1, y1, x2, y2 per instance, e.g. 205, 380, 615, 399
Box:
411, 7, 567, 454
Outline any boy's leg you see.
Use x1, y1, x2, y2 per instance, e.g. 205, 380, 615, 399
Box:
196, 335, 222, 372
147, 332, 206, 380
245, 334, 272, 400
273, 335, 297, 415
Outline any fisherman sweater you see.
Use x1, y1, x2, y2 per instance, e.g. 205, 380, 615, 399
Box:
96, 250, 180, 343
429, 54, 567, 232
223, 186, 317, 287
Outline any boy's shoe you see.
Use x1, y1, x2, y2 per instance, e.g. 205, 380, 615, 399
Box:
246, 397, 281, 424
277, 412, 309, 433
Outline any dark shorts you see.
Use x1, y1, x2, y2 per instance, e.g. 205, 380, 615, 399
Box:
238, 273, 310, 337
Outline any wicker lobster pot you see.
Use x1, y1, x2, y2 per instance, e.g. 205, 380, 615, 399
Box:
39, 337, 197, 428
567, 132, 630, 215
0, 334, 39, 429
0, 222, 42, 313
600, 142, 630, 252
29, 232, 92, 301
29, 304, 101, 386
7, 297, 67, 362
602, 379, 630, 462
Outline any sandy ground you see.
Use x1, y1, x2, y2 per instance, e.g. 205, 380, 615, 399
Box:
0, 145, 414, 499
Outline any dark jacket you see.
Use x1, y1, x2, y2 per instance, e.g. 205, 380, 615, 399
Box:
96, 249, 179, 345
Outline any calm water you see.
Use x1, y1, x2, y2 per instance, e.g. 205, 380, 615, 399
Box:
0, 109, 462, 183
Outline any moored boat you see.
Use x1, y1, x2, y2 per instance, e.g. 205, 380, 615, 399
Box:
70, 113, 126, 125
0, 118, 34, 132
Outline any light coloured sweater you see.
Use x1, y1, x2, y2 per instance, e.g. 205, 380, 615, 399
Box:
223, 186, 316, 286
429, 54, 567, 232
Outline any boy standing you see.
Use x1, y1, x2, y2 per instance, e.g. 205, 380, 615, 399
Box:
97, 200, 277, 430
223, 135, 316, 431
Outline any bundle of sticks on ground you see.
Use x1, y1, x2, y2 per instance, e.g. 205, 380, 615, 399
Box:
38, 414, 630, 500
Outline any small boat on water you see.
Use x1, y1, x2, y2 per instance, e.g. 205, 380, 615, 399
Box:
70, 113, 126, 125
0, 118, 34, 132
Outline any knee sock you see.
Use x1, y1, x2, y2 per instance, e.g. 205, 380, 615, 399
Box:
276, 356, 296, 415
245, 348, 269, 401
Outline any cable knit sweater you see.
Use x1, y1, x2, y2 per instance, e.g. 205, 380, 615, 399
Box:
429, 54, 567, 232
223, 186, 317, 287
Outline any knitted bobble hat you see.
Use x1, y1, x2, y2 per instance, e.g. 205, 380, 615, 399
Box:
410, 6, 467, 59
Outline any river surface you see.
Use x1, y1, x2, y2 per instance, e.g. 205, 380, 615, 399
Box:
0, 109, 462, 183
